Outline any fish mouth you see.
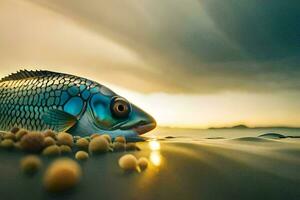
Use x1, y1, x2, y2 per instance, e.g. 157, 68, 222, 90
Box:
120, 120, 156, 135
118, 104, 157, 135
133, 121, 157, 135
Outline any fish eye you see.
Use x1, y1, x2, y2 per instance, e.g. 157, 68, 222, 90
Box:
110, 97, 130, 118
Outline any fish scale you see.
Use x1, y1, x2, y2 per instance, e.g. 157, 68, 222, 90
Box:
0, 70, 99, 132
0, 70, 156, 139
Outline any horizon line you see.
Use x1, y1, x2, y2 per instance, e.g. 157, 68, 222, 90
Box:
156, 124, 300, 130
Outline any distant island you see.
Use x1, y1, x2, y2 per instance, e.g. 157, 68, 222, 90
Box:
208, 124, 249, 129
208, 124, 300, 130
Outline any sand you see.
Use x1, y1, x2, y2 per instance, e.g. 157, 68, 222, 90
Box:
0, 128, 300, 200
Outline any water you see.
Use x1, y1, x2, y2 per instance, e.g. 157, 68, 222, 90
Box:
147, 127, 300, 139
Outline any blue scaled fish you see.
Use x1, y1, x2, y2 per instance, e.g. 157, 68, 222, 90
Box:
0, 70, 156, 139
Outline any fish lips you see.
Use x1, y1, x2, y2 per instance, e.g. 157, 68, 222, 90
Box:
133, 121, 156, 135
119, 120, 156, 135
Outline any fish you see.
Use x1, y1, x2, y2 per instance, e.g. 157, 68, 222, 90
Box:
0, 70, 156, 139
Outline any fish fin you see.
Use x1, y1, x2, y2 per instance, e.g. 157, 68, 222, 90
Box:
42, 109, 78, 132
0, 70, 62, 82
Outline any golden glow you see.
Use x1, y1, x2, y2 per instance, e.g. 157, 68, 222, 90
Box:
148, 139, 162, 166
149, 140, 160, 151
150, 152, 161, 166
108, 84, 300, 128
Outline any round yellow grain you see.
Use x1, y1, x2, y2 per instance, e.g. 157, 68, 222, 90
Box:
43, 158, 81, 193
20, 155, 42, 175
0, 139, 14, 149
75, 151, 89, 161
57, 132, 73, 147
44, 137, 56, 147
15, 129, 28, 141
42, 145, 60, 156
76, 138, 89, 150
138, 157, 149, 170
42, 130, 57, 139
60, 145, 72, 154
20, 132, 45, 152
118, 154, 138, 171
88, 136, 110, 154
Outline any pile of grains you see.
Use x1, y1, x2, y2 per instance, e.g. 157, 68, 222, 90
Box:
0, 127, 149, 194
0, 127, 140, 158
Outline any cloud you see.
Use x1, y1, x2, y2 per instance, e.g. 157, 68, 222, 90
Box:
0, 0, 299, 93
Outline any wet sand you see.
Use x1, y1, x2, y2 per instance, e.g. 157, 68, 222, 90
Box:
1, 129, 300, 200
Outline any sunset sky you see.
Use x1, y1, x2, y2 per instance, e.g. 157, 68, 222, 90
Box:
0, 0, 300, 128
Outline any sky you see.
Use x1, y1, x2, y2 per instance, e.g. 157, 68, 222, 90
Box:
0, 0, 300, 128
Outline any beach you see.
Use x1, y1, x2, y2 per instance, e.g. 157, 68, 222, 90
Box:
0, 0, 298, 199
0, 127, 300, 200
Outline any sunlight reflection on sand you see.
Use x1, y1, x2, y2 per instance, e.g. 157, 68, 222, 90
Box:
149, 140, 162, 166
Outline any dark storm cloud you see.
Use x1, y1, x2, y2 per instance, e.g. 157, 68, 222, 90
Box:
5, 0, 300, 93
201, 0, 300, 60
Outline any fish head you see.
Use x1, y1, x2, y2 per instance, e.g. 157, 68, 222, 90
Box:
87, 89, 156, 137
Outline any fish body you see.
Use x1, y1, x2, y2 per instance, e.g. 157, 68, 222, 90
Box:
0, 70, 156, 138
